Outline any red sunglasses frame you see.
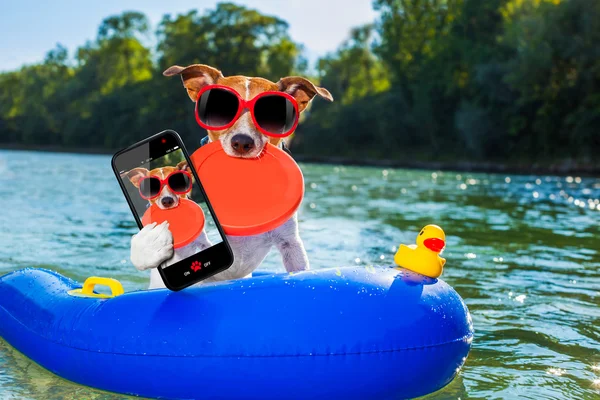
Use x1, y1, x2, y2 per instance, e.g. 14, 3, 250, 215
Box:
138, 171, 193, 200
194, 84, 300, 138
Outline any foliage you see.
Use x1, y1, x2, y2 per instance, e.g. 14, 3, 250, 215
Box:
0, 1, 599, 166
317, 25, 391, 105
157, 3, 301, 79
299, 0, 600, 163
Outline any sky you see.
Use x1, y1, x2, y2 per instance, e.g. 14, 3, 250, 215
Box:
0, 0, 377, 72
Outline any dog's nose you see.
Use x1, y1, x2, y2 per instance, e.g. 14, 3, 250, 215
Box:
231, 134, 255, 155
161, 197, 175, 208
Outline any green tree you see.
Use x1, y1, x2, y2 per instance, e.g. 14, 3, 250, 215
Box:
499, 0, 600, 160
76, 11, 153, 95
0, 1, 598, 167
317, 25, 390, 105
0, 44, 74, 145
157, 3, 303, 80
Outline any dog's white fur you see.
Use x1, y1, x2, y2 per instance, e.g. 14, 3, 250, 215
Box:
155, 175, 183, 210
133, 213, 308, 289
130, 78, 308, 289
122, 165, 214, 271
130, 67, 332, 289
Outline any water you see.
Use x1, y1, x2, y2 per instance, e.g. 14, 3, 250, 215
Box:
0, 149, 598, 399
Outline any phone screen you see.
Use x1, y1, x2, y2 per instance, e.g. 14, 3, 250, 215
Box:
112, 131, 232, 289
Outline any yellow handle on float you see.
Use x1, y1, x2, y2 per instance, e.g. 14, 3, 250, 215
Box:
68, 277, 124, 299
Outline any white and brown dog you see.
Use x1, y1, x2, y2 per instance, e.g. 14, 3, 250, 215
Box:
121, 162, 212, 281
130, 64, 333, 289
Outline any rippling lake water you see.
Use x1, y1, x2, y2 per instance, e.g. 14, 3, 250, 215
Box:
0, 149, 598, 399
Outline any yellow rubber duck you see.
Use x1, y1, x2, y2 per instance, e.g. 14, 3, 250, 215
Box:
394, 225, 446, 278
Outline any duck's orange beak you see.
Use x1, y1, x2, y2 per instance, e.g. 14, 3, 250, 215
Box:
423, 238, 445, 253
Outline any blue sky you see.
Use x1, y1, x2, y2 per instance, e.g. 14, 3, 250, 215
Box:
0, 0, 377, 72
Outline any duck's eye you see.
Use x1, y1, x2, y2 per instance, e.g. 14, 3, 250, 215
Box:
419, 231, 424, 236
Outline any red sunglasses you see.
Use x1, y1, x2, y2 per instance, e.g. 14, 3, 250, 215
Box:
195, 84, 299, 138
138, 171, 192, 200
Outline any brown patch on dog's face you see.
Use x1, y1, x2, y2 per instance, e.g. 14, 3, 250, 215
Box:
121, 168, 148, 188
164, 64, 333, 158
122, 164, 191, 210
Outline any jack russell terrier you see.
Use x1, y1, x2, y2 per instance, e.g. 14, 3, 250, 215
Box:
121, 162, 213, 280
129, 64, 333, 288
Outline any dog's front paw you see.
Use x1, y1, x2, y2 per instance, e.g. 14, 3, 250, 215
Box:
130, 222, 174, 271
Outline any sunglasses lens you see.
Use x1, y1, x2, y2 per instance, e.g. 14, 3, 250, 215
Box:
197, 89, 239, 128
254, 95, 297, 136
139, 177, 161, 198
168, 172, 191, 193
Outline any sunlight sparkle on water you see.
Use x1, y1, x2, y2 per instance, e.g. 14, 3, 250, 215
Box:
2, 149, 600, 400
547, 368, 566, 376
514, 294, 526, 303
460, 184, 467, 190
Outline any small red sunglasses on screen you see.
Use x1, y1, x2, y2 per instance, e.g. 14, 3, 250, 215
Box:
138, 171, 192, 200
194, 85, 299, 138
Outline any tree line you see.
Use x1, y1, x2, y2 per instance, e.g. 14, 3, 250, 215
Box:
0, 0, 598, 165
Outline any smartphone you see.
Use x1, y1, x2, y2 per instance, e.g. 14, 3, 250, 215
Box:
112, 130, 233, 290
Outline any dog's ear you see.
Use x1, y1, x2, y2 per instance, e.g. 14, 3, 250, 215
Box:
176, 160, 190, 173
277, 77, 333, 113
163, 64, 224, 102
120, 168, 148, 188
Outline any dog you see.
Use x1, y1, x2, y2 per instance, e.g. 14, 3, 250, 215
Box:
130, 64, 333, 288
122, 161, 212, 285
122, 161, 192, 211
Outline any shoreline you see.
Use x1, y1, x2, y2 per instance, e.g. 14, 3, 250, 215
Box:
292, 154, 600, 177
1, 143, 598, 177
